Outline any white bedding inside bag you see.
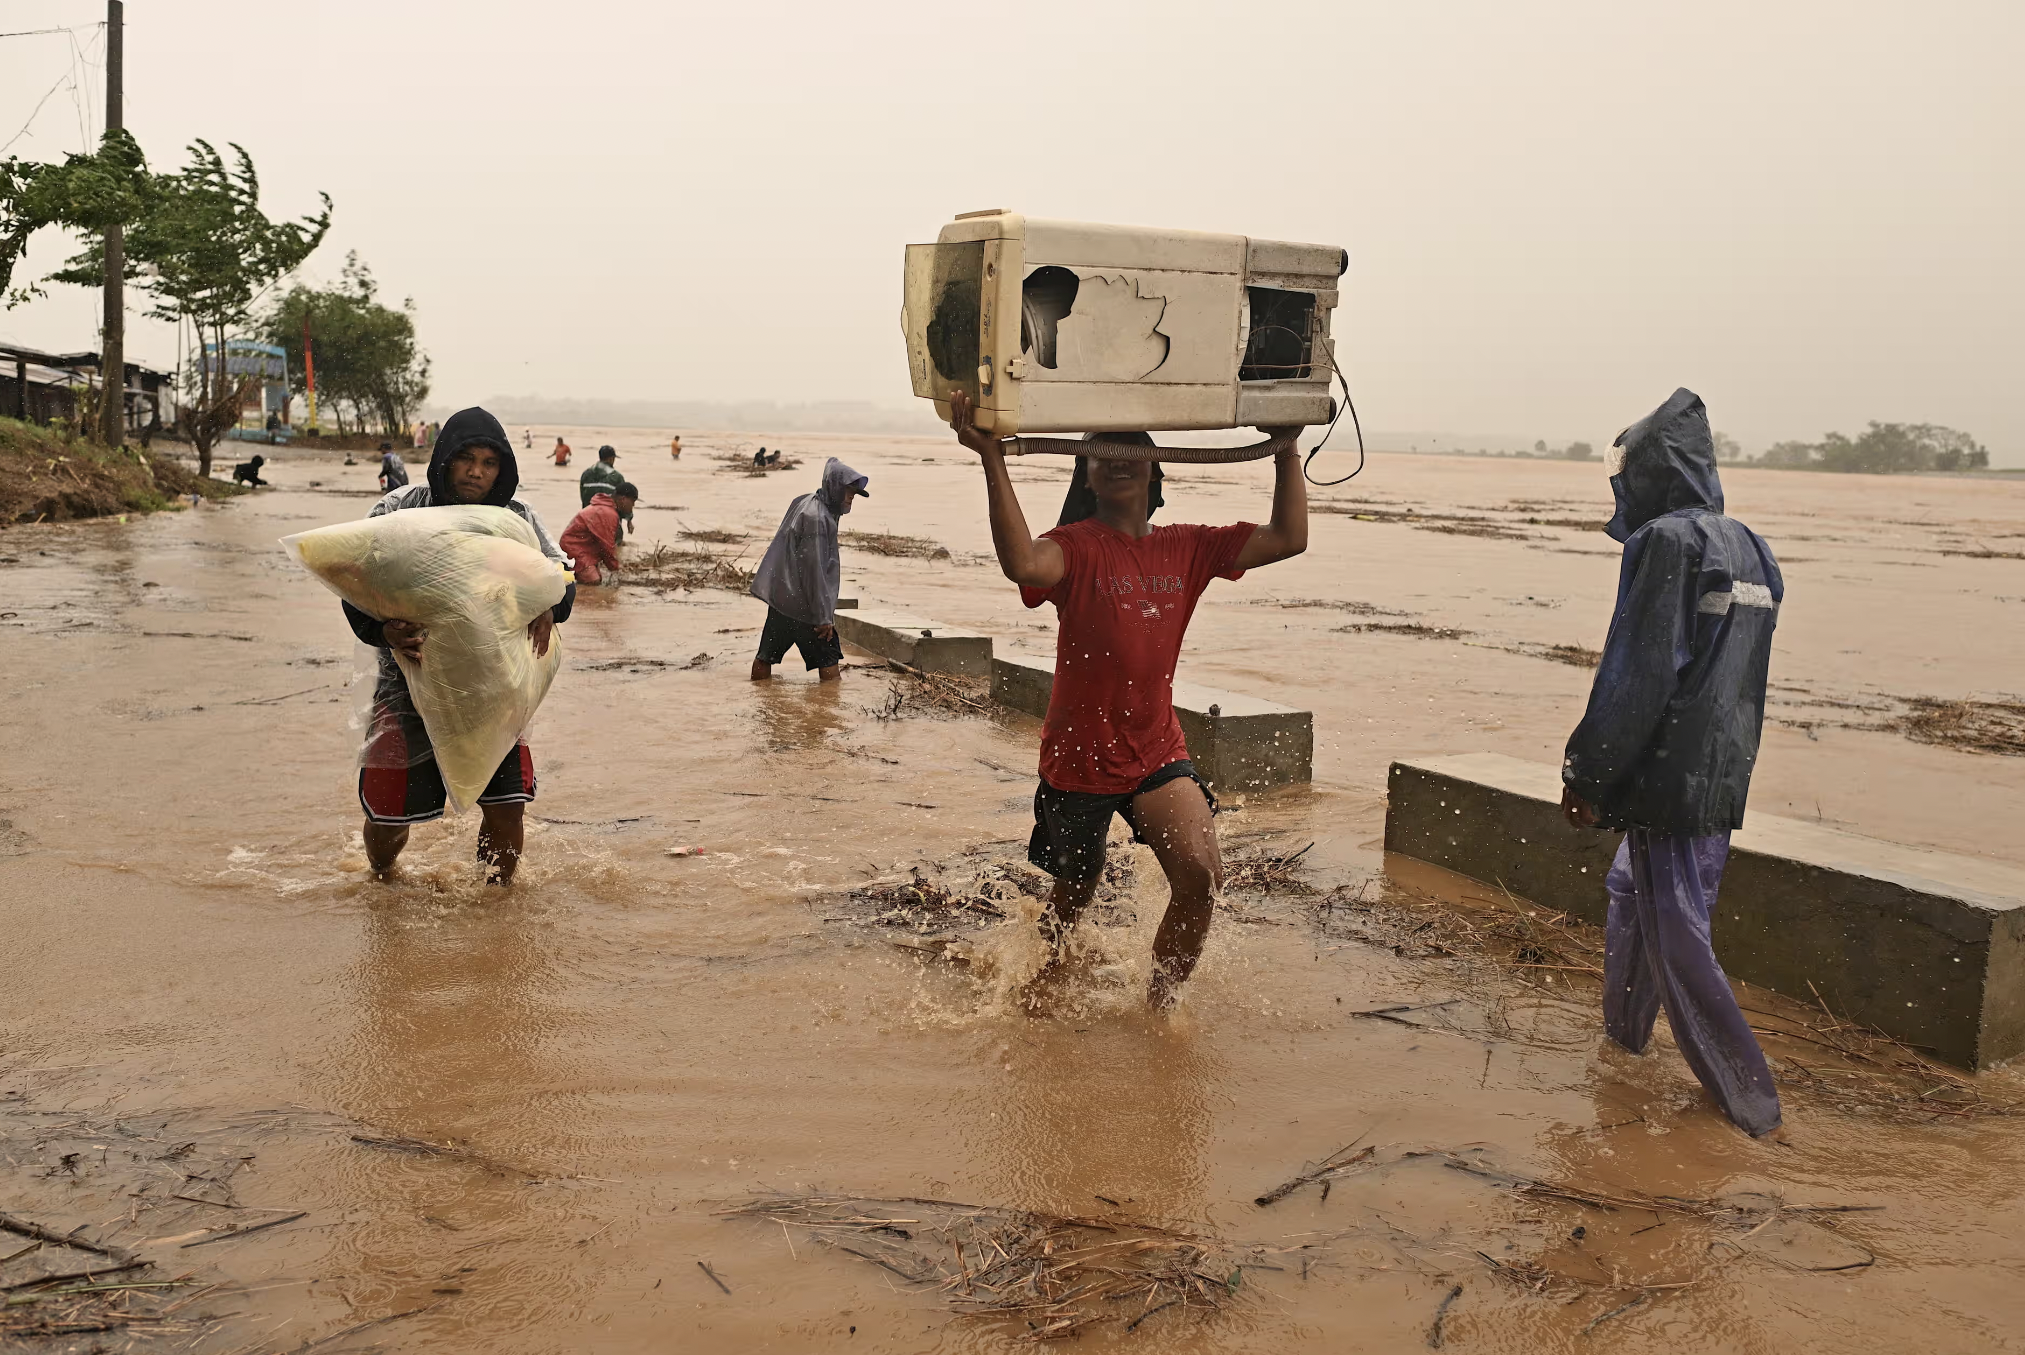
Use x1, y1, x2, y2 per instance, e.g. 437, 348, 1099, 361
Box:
284, 504, 569, 811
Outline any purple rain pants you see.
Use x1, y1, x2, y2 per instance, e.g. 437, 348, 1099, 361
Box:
1604, 829, 1783, 1137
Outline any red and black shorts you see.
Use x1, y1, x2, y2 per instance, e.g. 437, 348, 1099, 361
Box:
358, 703, 536, 825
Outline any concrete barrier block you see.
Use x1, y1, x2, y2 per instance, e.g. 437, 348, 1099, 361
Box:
835, 608, 992, 676
1384, 752, 2025, 1069
991, 653, 1054, 719
987, 655, 1312, 795
837, 596, 858, 611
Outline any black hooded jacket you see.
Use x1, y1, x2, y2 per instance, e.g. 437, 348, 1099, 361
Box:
1563, 388, 1783, 835
341, 406, 575, 647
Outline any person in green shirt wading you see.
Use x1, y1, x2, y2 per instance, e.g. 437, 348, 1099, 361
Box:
578, 444, 631, 542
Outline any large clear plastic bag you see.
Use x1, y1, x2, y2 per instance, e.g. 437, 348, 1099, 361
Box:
284, 505, 569, 811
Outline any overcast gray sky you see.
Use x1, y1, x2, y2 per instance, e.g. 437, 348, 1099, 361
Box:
4, 0, 2020, 460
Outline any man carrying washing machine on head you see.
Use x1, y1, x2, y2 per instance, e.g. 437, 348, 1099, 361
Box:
947, 389, 1308, 1010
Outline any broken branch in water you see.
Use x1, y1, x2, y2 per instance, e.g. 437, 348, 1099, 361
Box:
1, 1259, 151, 1292
1428, 1283, 1464, 1348
1255, 1141, 1378, 1207
0, 1211, 134, 1262
179, 1210, 307, 1247
697, 1260, 732, 1294
1349, 1000, 1462, 1029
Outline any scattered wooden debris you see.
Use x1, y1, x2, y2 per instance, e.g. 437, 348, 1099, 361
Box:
623, 541, 755, 593
719, 1193, 1245, 1336
841, 529, 954, 560
1223, 840, 1317, 896
1897, 696, 2025, 756
1255, 1140, 1376, 1206
869, 660, 990, 719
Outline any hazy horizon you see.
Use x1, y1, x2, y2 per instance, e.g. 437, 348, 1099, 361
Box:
4, 1, 2020, 463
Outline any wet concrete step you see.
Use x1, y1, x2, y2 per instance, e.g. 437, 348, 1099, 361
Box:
1385, 752, 2025, 1070
991, 653, 1313, 795
834, 608, 992, 676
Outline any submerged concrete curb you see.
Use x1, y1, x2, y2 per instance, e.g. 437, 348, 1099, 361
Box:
1384, 753, 2025, 1070
991, 653, 1312, 796
834, 608, 992, 676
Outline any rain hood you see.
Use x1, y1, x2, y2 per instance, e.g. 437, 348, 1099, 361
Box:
1605, 387, 1723, 542
426, 407, 520, 506
750, 458, 867, 626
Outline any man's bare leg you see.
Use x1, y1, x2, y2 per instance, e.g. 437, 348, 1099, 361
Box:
476, 802, 525, 885
1040, 872, 1102, 953
1021, 870, 1102, 1007
1131, 777, 1223, 1008
818, 664, 841, 682
750, 659, 773, 681
363, 820, 408, 878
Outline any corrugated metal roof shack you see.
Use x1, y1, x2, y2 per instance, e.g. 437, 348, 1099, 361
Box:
0, 342, 176, 441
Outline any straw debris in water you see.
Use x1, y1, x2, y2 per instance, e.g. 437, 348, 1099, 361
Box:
623, 541, 756, 593
718, 1193, 1246, 1337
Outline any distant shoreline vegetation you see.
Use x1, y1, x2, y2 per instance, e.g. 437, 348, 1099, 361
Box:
1748, 422, 1990, 474
1388, 423, 2003, 475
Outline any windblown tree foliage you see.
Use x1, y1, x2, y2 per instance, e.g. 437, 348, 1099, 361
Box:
50, 141, 331, 473
0, 130, 153, 305
1753, 423, 1989, 474
263, 252, 430, 437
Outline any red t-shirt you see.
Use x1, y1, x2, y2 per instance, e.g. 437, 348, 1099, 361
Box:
1020, 518, 1256, 793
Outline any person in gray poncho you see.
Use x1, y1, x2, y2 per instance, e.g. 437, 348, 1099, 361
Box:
748, 456, 869, 682
1561, 387, 1784, 1137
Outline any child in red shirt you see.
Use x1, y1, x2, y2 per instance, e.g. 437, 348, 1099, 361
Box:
949, 391, 1309, 1007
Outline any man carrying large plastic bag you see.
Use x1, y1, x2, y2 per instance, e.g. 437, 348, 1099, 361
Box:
323, 407, 574, 884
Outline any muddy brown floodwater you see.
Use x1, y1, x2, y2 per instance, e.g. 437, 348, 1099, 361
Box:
4, 431, 2024, 1354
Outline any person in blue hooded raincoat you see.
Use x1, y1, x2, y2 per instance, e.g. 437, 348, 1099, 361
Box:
1560, 387, 1784, 1138
748, 456, 869, 682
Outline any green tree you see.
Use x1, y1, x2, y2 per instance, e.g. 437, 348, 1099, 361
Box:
54, 141, 331, 474
1813, 422, 1989, 475
264, 252, 429, 437
1757, 440, 1818, 468
1, 131, 155, 439
1713, 431, 1742, 461
1565, 440, 1594, 460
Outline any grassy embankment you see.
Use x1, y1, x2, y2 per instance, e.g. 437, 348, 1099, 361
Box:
0, 417, 247, 524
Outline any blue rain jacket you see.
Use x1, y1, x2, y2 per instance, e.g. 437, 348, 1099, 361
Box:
1563, 388, 1783, 834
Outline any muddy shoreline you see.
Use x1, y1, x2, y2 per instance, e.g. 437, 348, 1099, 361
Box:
4, 429, 2023, 1352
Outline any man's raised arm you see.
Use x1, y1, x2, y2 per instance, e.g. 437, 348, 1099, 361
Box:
1234, 432, 1309, 570
949, 390, 1065, 590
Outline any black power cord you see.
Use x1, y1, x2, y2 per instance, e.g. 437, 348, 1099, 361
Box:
1302, 336, 1366, 487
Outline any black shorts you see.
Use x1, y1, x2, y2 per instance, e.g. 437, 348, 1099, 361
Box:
756, 605, 844, 671
1027, 760, 1215, 880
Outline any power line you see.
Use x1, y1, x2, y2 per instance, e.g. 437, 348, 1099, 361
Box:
0, 68, 76, 154
0, 25, 93, 39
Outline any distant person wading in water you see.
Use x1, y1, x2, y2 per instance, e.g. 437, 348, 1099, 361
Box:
948, 390, 1308, 1008
748, 457, 869, 683
377, 443, 409, 491
579, 445, 629, 541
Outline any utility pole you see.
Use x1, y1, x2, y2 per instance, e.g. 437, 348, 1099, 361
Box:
97, 0, 124, 445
